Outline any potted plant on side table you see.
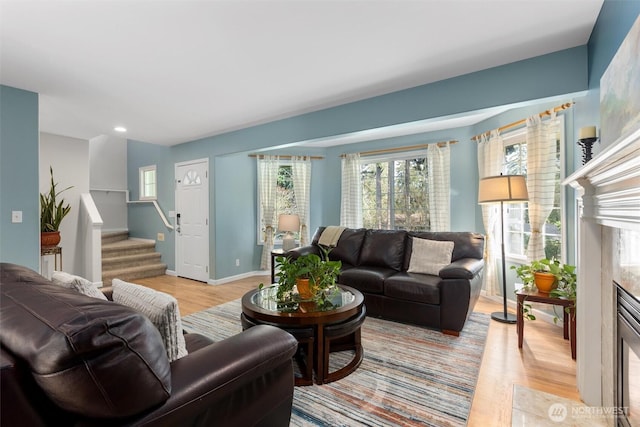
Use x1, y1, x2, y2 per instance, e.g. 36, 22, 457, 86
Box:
512, 258, 576, 322
40, 166, 73, 247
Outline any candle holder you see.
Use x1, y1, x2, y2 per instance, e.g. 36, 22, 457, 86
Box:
577, 137, 598, 165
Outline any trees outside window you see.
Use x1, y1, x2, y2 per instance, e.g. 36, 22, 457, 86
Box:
361, 157, 429, 231
258, 163, 298, 243
502, 128, 563, 260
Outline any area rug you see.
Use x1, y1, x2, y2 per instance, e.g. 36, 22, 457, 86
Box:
182, 300, 489, 426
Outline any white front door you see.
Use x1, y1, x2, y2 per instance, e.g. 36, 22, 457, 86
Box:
175, 159, 209, 282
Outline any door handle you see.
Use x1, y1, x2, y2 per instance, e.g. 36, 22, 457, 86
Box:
176, 213, 181, 233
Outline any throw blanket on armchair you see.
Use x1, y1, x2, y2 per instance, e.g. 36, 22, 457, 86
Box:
318, 226, 346, 247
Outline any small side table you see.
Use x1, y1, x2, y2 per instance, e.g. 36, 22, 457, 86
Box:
41, 245, 62, 270
516, 289, 576, 359
270, 249, 285, 284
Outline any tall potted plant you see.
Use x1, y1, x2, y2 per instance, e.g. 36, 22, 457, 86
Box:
40, 166, 72, 247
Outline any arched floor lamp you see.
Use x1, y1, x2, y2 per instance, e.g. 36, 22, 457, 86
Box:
478, 174, 529, 324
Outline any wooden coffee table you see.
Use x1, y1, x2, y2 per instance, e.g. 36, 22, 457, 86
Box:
241, 284, 365, 385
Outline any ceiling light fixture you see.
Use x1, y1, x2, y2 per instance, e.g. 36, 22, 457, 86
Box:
114, 126, 127, 133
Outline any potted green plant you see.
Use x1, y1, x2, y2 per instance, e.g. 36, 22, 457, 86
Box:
272, 245, 342, 302
40, 166, 73, 247
512, 258, 576, 322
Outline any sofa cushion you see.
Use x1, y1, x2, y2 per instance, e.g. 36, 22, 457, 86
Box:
51, 271, 107, 300
112, 279, 188, 362
0, 264, 171, 419
404, 232, 485, 269
327, 228, 366, 266
384, 272, 441, 305
358, 229, 407, 270
338, 267, 395, 294
407, 237, 454, 275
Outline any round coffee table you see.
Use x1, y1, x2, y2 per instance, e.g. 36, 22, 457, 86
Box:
241, 284, 365, 385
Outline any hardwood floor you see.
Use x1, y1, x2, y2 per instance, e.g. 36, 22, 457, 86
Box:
134, 274, 580, 426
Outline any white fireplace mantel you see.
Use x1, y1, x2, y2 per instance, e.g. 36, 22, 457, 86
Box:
562, 123, 640, 408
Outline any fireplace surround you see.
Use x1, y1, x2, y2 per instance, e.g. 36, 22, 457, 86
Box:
564, 123, 640, 426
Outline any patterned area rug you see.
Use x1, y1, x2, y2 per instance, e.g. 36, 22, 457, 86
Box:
182, 299, 489, 426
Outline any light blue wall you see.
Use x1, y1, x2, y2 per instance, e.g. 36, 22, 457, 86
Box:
0, 85, 39, 270
126, 1, 639, 282
127, 140, 175, 269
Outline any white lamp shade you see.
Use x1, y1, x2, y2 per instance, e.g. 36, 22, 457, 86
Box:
478, 175, 528, 204
277, 214, 300, 232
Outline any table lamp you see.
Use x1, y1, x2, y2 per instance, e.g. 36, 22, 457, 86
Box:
278, 214, 300, 251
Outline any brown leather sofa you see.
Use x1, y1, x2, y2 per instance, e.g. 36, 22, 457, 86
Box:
289, 227, 485, 335
0, 263, 297, 427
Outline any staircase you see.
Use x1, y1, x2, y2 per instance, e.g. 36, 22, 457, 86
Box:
102, 231, 167, 286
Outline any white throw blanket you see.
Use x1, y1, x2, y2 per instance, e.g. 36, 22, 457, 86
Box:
318, 226, 346, 247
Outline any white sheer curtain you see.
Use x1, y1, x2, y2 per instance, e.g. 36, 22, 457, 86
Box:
477, 131, 505, 296
427, 142, 451, 231
340, 153, 362, 228
525, 113, 559, 261
258, 155, 280, 270
291, 156, 311, 246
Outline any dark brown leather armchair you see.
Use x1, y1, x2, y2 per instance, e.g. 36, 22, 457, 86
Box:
0, 263, 297, 427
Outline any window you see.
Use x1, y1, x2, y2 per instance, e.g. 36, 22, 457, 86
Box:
502, 121, 564, 260
139, 165, 157, 200
258, 163, 298, 243
360, 154, 429, 231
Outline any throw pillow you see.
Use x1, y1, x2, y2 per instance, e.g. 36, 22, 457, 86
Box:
407, 237, 455, 275
51, 271, 108, 300
111, 279, 188, 362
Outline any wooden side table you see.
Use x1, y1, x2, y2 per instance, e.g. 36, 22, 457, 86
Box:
270, 249, 285, 284
516, 289, 576, 359
41, 246, 62, 270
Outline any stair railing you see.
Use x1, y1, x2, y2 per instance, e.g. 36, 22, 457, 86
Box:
90, 189, 174, 230
124, 191, 174, 230
79, 193, 104, 285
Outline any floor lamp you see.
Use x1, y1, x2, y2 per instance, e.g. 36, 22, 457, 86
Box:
478, 174, 529, 324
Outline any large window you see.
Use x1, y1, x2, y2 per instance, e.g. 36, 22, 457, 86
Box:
360, 155, 429, 231
258, 163, 299, 243
502, 124, 564, 260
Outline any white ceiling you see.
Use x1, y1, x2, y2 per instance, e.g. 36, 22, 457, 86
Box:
0, 0, 603, 146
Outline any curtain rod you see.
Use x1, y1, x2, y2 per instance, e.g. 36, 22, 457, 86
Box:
471, 102, 574, 142
249, 154, 324, 160
341, 140, 457, 158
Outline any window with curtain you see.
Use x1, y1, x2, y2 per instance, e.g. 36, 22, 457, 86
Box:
502, 117, 564, 260
360, 152, 432, 231
257, 163, 298, 244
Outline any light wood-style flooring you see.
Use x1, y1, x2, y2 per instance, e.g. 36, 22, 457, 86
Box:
134, 274, 580, 426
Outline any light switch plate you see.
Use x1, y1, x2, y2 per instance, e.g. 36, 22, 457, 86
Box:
11, 211, 22, 223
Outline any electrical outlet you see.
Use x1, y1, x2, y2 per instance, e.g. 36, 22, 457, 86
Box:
235, 259, 240, 267
157, 233, 165, 241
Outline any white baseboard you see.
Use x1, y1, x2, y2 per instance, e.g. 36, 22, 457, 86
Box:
165, 269, 177, 277
207, 270, 269, 286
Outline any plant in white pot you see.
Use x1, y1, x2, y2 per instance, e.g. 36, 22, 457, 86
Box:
40, 166, 73, 247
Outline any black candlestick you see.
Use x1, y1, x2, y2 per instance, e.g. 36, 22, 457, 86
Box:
577, 137, 598, 165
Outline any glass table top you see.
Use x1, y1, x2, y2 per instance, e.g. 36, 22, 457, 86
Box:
251, 284, 355, 313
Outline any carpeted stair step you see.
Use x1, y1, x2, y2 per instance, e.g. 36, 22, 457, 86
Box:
101, 232, 166, 286
102, 263, 167, 286
102, 238, 159, 258
101, 230, 130, 245
102, 252, 163, 271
